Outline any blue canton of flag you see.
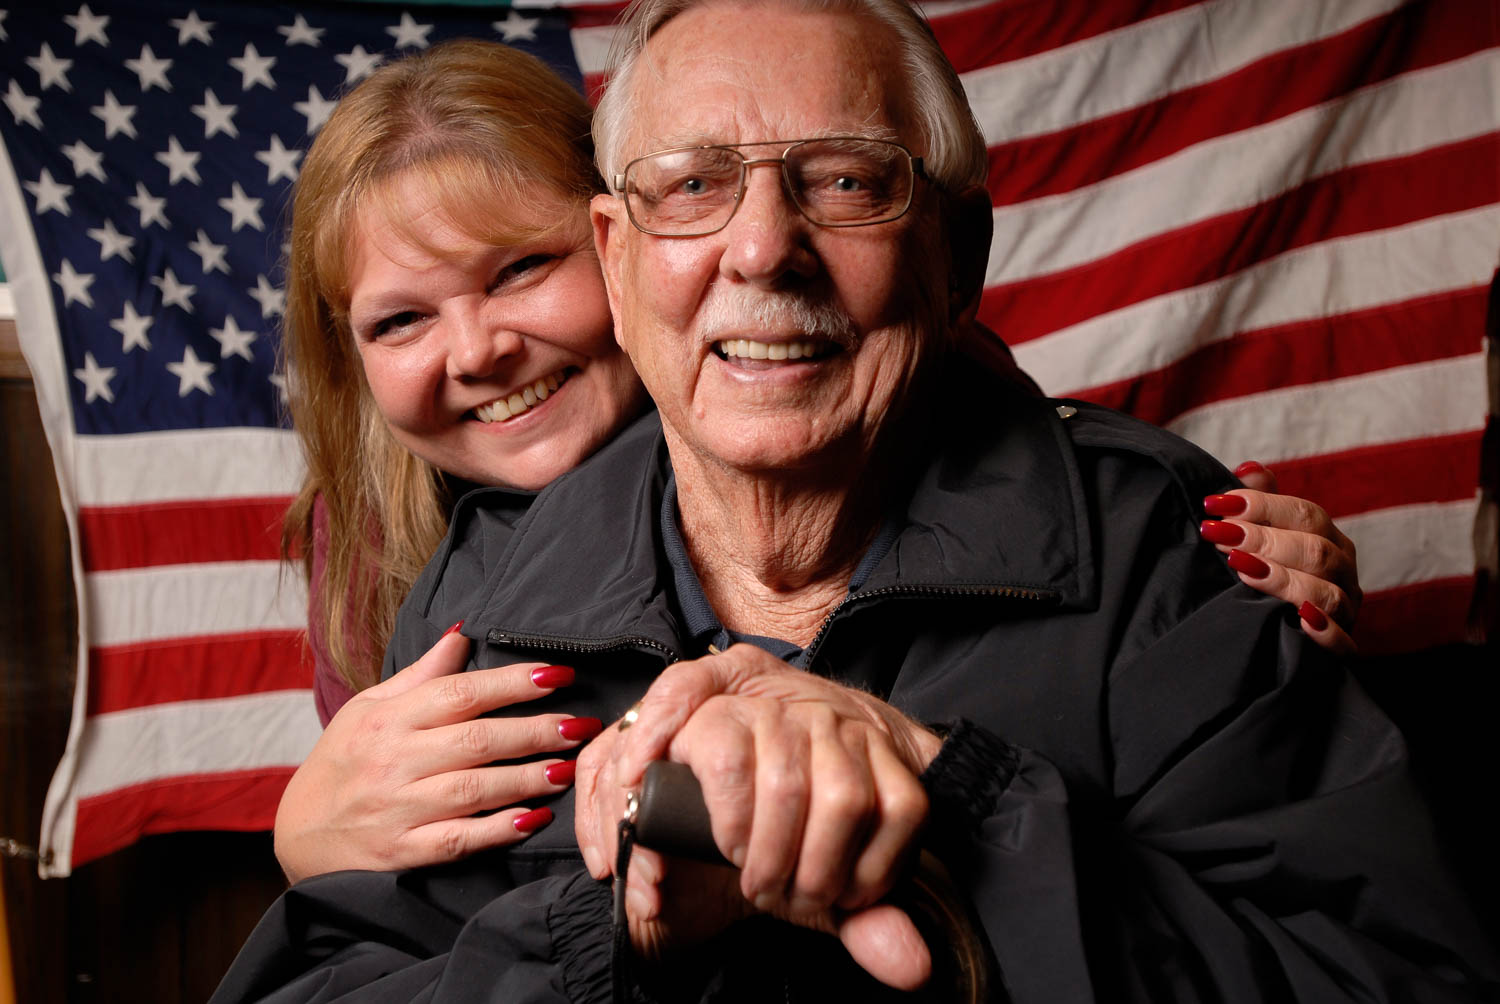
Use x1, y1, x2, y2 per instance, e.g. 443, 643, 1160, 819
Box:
1, 1, 583, 434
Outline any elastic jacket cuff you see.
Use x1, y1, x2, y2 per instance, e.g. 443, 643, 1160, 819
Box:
919, 718, 1020, 836
552, 872, 617, 1004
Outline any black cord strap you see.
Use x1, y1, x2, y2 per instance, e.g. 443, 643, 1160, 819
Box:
611, 798, 638, 1004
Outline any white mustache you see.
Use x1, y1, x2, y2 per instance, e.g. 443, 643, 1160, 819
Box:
698, 288, 857, 346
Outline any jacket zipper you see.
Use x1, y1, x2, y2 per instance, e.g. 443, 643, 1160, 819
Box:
484, 629, 681, 664
802, 582, 1057, 671
486, 583, 1053, 669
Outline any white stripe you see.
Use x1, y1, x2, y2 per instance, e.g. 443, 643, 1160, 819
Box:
1165, 352, 1489, 465
0, 283, 13, 319
1340, 498, 1478, 594
569, 22, 618, 76
986, 51, 1500, 287
88, 561, 307, 647
1014, 205, 1500, 398
71, 691, 322, 800
74, 427, 305, 506
964, 0, 1406, 144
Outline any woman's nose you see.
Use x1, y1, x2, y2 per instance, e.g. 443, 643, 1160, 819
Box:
445, 305, 523, 379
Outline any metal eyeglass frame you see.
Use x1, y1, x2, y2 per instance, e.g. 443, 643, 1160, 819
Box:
612, 136, 928, 237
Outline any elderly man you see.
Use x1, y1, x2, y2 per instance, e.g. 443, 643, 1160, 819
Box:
213, 0, 1495, 1001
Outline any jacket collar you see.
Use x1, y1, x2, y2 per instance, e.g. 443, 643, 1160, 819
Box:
867, 369, 1094, 603
469, 362, 1096, 649
470, 411, 685, 650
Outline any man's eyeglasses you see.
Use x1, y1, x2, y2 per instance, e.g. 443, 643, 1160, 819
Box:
614, 137, 927, 237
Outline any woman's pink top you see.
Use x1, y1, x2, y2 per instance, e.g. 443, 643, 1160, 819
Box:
308, 496, 360, 726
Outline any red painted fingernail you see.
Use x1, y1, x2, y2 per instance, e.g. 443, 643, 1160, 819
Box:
531, 665, 575, 689
544, 760, 576, 786
1227, 548, 1270, 579
1233, 461, 1268, 479
513, 807, 553, 834
1298, 601, 1329, 631
558, 716, 603, 742
1199, 519, 1245, 547
442, 620, 464, 637
1203, 494, 1248, 517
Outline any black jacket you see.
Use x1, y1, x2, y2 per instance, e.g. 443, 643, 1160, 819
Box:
215, 369, 1497, 1003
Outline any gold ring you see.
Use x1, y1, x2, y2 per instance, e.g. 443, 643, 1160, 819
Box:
618, 700, 643, 732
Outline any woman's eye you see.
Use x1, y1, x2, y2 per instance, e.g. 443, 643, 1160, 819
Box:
492, 254, 555, 288
370, 311, 423, 338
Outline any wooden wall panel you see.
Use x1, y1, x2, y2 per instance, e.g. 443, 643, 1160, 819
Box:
1, 322, 75, 1003
0, 321, 27, 379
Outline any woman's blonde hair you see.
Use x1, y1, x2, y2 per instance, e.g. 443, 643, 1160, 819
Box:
281, 39, 603, 693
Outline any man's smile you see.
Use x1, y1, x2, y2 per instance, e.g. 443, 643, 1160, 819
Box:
712, 338, 841, 364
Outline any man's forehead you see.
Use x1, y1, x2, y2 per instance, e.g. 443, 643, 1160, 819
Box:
629, 2, 904, 146
644, 124, 903, 152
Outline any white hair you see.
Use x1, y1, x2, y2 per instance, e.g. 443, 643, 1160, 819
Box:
593, 0, 988, 194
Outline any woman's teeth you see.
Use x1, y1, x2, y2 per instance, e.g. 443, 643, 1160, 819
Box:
716, 339, 832, 361
474, 371, 567, 423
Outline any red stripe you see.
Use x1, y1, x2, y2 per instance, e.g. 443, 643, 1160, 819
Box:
70, 768, 295, 869
928, 0, 1205, 75
583, 71, 608, 106
982, 131, 1500, 346
79, 496, 292, 572
1074, 287, 1488, 427
1354, 576, 1478, 655
569, 2, 624, 103
1248, 432, 1483, 520
88, 631, 314, 715
564, 3, 629, 28
985, 2, 1493, 206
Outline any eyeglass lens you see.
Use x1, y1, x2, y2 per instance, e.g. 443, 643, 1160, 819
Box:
625, 139, 913, 235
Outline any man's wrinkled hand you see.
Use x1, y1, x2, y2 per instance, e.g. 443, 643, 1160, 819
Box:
573, 645, 942, 990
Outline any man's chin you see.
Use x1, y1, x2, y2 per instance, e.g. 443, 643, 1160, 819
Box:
664, 418, 863, 480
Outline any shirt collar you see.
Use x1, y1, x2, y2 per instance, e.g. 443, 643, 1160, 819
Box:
658, 472, 904, 667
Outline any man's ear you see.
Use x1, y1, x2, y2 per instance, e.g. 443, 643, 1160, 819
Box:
590, 192, 630, 351
944, 184, 993, 329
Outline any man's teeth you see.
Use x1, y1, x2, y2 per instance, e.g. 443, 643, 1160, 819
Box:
474, 371, 566, 423
716, 339, 831, 361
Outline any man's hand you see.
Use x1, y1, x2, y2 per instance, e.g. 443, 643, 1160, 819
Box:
574, 645, 943, 990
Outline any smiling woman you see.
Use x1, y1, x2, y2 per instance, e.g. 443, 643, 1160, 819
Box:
344, 176, 637, 491
281, 39, 647, 705
272, 39, 649, 882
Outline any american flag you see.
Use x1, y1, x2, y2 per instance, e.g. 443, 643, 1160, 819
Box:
0, 1, 587, 877
964, 0, 1500, 656
0, 0, 1494, 876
